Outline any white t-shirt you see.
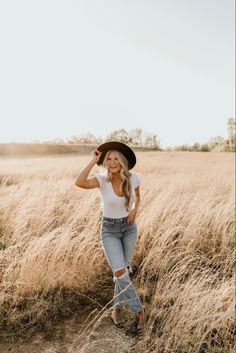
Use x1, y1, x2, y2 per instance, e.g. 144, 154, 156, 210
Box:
94, 171, 140, 218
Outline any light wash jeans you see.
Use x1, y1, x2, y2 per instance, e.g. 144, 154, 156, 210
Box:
101, 216, 143, 314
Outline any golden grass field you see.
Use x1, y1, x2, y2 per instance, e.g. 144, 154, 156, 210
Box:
0, 151, 235, 353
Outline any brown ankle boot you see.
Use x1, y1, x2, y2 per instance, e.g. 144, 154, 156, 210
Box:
136, 311, 145, 331
111, 308, 124, 326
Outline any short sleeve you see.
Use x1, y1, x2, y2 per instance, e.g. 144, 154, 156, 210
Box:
94, 173, 105, 189
132, 172, 140, 189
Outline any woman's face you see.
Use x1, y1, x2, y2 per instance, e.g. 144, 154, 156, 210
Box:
106, 151, 121, 174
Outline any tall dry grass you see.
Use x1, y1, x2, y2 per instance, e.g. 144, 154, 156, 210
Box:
0, 151, 235, 352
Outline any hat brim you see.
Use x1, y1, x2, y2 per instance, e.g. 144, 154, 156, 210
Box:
96, 141, 136, 170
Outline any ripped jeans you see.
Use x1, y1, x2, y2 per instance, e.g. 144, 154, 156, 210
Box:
101, 216, 143, 314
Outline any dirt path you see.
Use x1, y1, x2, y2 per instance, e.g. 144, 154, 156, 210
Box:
0, 308, 141, 353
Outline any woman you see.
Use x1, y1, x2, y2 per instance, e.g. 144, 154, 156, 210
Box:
75, 141, 145, 331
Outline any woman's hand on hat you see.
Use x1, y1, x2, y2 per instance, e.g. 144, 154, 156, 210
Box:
92, 149, 102, 163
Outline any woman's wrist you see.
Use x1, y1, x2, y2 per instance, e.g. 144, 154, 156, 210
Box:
90, 159, 98, 166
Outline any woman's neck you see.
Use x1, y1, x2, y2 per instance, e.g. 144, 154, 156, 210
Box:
111, 172, 121, 181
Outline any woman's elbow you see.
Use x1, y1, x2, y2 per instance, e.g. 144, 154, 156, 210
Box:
75, 180, 83, 188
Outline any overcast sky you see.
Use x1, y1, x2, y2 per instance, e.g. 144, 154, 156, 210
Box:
0, 0, 234, 148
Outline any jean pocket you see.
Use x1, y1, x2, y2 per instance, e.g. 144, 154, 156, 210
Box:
127, 222, 137, 230
127, 221, 136, 225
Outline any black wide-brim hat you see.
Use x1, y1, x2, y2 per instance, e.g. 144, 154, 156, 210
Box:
96, 141, 136, 170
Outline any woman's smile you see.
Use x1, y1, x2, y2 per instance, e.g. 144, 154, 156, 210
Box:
109, 165, 120, 172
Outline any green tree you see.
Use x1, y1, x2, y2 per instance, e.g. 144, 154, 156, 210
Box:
191, 143, 200, 152
200, 144, 209, 152
129, 128, 144, 145
143, 132, 161, 150
105, 129, 132, 144
208, 136, 225, 151
227, 118, 236, 151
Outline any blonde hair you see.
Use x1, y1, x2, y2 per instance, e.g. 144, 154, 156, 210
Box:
103, 150, 132, 212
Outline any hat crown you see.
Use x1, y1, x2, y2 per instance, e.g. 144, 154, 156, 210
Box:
96, 141, 136, 170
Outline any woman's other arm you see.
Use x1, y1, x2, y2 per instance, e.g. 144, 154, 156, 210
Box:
133, 186, 140, 213
128, 186, 140, 223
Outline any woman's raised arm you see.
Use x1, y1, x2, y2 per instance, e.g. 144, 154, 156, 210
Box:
75, 149, 102, 189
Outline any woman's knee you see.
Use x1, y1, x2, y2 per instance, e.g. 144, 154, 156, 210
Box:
114, 267, 127, 278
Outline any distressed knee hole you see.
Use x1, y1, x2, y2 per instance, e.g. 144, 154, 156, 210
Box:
114, 268, 126, 277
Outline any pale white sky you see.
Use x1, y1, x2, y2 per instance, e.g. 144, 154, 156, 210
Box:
0, 0, 235, 148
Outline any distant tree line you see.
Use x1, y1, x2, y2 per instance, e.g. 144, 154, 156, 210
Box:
37, 117, 235, 152
165, 118, 236, 152
63, 128, 161, 150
